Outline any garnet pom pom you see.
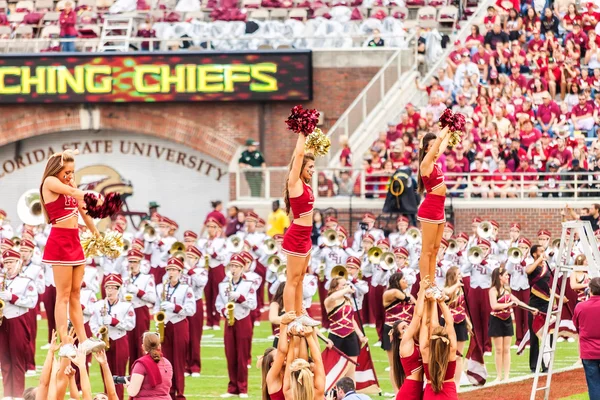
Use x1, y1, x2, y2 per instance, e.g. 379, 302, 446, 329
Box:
285, 105, 320, 136
84, 192, 123, 219
439, 108, 454, 128
451, 113, 466, 132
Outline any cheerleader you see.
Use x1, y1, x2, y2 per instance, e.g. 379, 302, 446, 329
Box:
383, 271, 415, 392
260, 312, 296, 400
570, 254, 591, 303
417, 127, 452, 284
282, 132, 319, 329
324, 277, 368, 380
268, 283, 286, 348
443, 267, 471, 385
391, 278, 427, 400
283, 328, 325, 400
39, 149, 105, 357
488, 267, 536, 382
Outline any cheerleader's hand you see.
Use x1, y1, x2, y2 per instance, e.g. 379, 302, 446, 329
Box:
326, 339, 334, 349
360, 335, 368, 345
302, 326, 314, 337
281, 311, 297, 325
93, 350, 108, 366
64, 365, 75, 377
160, 301, 175, 312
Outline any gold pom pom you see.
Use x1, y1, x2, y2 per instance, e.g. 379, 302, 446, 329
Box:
80, 230, 124, 259
448, 131, 462, 148
304, 128, 331, 157
81, 231, 102, 258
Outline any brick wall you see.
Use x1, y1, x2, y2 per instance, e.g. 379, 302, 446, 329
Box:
0, 67, 379, 166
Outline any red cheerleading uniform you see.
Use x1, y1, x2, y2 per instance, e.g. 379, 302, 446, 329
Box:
417, 164, 446, 224
423, 360, 457, 399
396, 345, 424, 400
282, 181, 314, 257
383, 297, 414, 351
269, 386, 285, 400
42, 193, 86, 266
576, 274, 591, 303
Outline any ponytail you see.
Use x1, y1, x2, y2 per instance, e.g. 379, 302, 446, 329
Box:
142, 332, 162, 363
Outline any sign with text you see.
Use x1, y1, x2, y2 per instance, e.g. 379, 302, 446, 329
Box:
0, 51, 312, 103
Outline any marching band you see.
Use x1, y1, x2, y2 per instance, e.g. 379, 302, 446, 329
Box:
0, 198, 594, 399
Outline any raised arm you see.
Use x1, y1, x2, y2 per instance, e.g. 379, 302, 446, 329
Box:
269, 302, 283, 325
419, 298, 431, 352
421, 127, 451, 174
288, 134, 307, 188
94, 350, 118, 400
526, 253, 546, 275
404, 279, 428, 340
43, 175, 86, 202
268, 311, 296, 384
438, 300, 457, 354
308, 330, 326, 399
37, 330, 59, 400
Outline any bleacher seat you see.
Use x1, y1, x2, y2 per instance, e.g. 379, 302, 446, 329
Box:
8, 12, 27, 23
437, 5, 456, 24
0, 0, 7, 12
41, 11, 60, 23
416, 5, 436, 28
35, 0, 53, 10
40, 24, 59, 37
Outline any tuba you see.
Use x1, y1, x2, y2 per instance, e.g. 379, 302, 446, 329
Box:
267, 255, 282, 273
0, 272, 6, 327
367, 246, 383, 264
507, 247, 523, 264
380, 252, 397, 271
262, 238, 277, 256
17, 189, 44, 227
226, 274, 235, 326
477, 221, 494, 239
227, 235, 244, 253
330, 265, 348, 280
99, 302, 110, 350
446, 239, 459, 255
143, 225, 159, 243
154, 282, 167, 343
322, 229, 339, 247
468, 246, 484, 265
406, 228, 421, 245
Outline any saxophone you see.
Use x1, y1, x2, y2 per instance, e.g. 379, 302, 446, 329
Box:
204, 254, 210, 270
99, 301, 110, 350
318, 260, 326, 282
154, 281, 167, 343
226, 275, 235, 327
0, 272, 6, 327
124, 265, 133, 302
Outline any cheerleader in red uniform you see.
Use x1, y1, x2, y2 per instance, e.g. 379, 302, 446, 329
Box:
260, 311, 296, 400
443, 267, 471, 385
383, 271, 415, 391
282, 131, 319, 328
39, 150, 105, 357
391, 277, 428, 400
570, 254, 591, 304
417, 127, 452, 284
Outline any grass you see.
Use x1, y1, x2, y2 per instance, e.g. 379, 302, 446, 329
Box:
0, 318, 584, 399
560, 394, 590, 400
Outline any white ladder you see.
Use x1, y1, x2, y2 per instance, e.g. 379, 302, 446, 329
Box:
530, 220, 600, 400
98, 16, 134, 52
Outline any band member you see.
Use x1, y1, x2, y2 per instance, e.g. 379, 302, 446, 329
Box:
370, 238, 393, 343
466, 238, 498, 354
505, 238, 532, 346
282, 132, 318, 328
537, 229, 552, 253
0, 210, 14, 240
184, 245, 208, 377
454, 233, 470, 297
78, 265, 98, 387
570, 254, 591, 303
395, 247, 417, 296
39, 149, 105, 356
345, 256, 369, 317
352, 213, 385, 252
467, 217, 482, 249
443, 266, 470, 385
216, 254, 258, 398
417, 127, 452, 283
197, 216, 227, 330
155, 257, 196, 399
89, 273, 135, 399
508, 223, 521, 248
382, 271, 414, 391
183, 230, 199, 250
240, 250, 263, 327
122, 249, 156, 371
0, 249, 38, 399
41, 258, 57, 350
389, 216, 410, 249
241, 211, 268, 315
325, 277, 368, 380
358, 234, 375, 327
434, 239, 451, 289
443, 223, 454, 241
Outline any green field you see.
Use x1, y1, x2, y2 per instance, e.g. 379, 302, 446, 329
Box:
0, 318, 587, 399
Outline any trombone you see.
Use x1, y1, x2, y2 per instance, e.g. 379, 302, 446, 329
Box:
477, 221, 494, 239
322, 229, 339, 247
406, 228, 421, 245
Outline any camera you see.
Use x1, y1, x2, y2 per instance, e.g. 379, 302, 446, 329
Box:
359, 222, 368, 231
328, 388, 338, 399
112, 376, 129, 385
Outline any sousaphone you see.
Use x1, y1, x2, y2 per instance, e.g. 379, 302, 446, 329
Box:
17, 189, 44, 226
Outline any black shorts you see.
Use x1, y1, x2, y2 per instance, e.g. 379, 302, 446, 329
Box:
382, 324, 393, 351
454, 320, 469, 342
329, 331, 360, 357
488, 315, 514, 338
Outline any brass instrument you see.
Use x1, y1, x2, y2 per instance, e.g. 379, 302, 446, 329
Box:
267, 255, 282, 273
11, 236, 21, 250
0, 272, 6, 327
226, 274, 235, 326
171, 251, 186, 262
262, 238, 277, 256
367, 246, 383, 264
154, 282, 167, 343
17, 189, 44, 227
330, 265, 348, 280
122, 239, 131, 252
322, 229, 339, 247
204, 254, 210, 270
507, 247, 523, 264
406, 228, 421, 245
143, 225, 159, 243
317, 260, 326, 282
551, 238, 561, 249
447, 239, 459, 255
477, 221, 494, 239
169, 241, 186, 254
227, 235, 244, 253
380, 252, 396, 271
276, 265, 287, 283
99, 302, 110, 350
468, 246, 484, 265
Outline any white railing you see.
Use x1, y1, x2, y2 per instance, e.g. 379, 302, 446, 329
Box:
323, 34, 416, 163
233, 168, 600, 200
0, 34, 412, 53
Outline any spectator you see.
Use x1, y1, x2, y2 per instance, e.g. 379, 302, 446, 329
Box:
335, 170, 355, 196
541, 7, 560, 36
541, 162, 561, 198
515, 157, 539, 197
465, 25, 485, 53
536, 91, 560, 135
59, 1, 77, 52
452, 94, 475, 118
311, 209, 323, 245
466, 156, 491, 198
472, 44, 492, 83
206, 200, 227, 228
491, 106, 511, 136
225, 206, 244, 237
549, 137, 573, 170
567, 203, 600, 231
505, 8, 523, 41
125, 332, 173, 399
339, 135, 352, 167
148, 201, 160, 217
454, 52, 480, 87
484, 24, 509, 51
491, 158, 515, 198
445, 156, 466, 196
424, 94, 447, 121
571, 93, 596, 137
317, 172, 334, 197
330, 377, 371, 400
238, 138, 266, 197
367, 29, 384, 47
267, 200, 290, 237
520, 120, 542, 150
573, 277, 600, 400
564, 159, 589, 197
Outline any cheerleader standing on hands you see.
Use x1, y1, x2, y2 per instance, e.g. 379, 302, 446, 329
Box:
39, 150, 106, 357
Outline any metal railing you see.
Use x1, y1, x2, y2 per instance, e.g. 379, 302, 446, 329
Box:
323, 34, 416, 163
0, 33, 412, 53
233, 168, 600, 200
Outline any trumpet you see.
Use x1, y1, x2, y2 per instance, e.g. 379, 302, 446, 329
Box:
507, 247, 523, 264
227, 235, 244, 253
330, 265, 348, 280
154, 282, 167, 343
226, 275, 235, 327
468, 246, 484, 265
380, 252, 396, 271
477, 221, 494, 239
99, 302, 110, 350
367, 246, 383, 264
322, 229, 339, 247
407, 228, 421, 245
0, 272, 6, 327
447, 239, 459, 255
262, 238, 277, 256
143, 225, 159, 243
267, 255, 282, 273
169, 241, 186, 254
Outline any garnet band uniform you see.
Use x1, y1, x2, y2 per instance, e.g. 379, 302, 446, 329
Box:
370, 261, 393, 342
505, 257, 530, 344
417, 164, 446, 224
197, 236, 227, 328
90, 298, 136, 400
183, 262, 208, 375
20, 258, 45, 372
282, 181, 314, 257
0, 273, 38, 398
42, 193, 85, 266
216, 276, 257, 396
124, 271, 156, 371
466, 256, 499, 353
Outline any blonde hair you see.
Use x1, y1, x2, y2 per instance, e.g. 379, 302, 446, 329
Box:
142, 332, 162, 362
289, 359, 314, 400
429, 326, 450, 393
39, 150, 77, 224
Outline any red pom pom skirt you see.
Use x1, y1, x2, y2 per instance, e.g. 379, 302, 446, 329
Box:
423, 382, 457, 399
396, 379, 424, 400
417, 193, 446, 224
42, 227, 86, 266
282, 223, 312, 257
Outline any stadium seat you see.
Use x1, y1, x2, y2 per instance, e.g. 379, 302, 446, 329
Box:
0, 0, 6, 12
0, 25, 11, 36
248, 8, 269, 20
288, 8, 307, 21
41, 11, 60, 23
437, 5, 456, 24
8, 12, 27, 23
15, 24, 33, 37
242, 0, 260, 8
416, 5, 436, 28
40, 24, 59, 36
35, 0, 52, 10
270, 8, 289, 21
